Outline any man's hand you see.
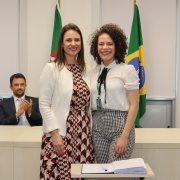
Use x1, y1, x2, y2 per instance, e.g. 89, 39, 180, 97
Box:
16, 102, 25, 118
22, 99, 33, 114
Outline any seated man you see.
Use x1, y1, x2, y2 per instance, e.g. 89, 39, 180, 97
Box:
0, 73, 42, 126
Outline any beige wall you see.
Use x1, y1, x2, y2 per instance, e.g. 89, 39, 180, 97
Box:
18, 0, 180, 128
176, 0, 180, 127
20, 0, 100, 97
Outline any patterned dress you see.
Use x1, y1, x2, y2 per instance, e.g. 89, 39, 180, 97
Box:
40, 64, 94, 180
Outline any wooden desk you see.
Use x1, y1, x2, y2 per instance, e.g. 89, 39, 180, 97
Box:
0, 126, 29, 180
14, 126, 42, 180
71, 163, 155, 179
0, 127, 180, 180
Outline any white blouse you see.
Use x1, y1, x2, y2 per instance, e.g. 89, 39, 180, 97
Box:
90, 60, 139, 111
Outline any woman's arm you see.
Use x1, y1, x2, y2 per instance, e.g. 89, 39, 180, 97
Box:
39, 63, 59, 132
114, 89, 139, 157
39, 63, 64, 155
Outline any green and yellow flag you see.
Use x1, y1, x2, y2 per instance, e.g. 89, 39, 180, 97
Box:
126, 4, 146, 126
50, 0, 62, 61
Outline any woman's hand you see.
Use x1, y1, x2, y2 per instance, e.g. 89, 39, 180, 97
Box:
114, 135, 128, 157
114, 89, 139, 158
51, 130, 64, 156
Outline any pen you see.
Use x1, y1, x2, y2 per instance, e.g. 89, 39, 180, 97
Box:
102, 166, 108, 171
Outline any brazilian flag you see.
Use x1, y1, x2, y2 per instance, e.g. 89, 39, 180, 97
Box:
126, 4, 146, 126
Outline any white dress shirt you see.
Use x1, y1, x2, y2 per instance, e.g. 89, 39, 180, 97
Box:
14, 95, 30, 126
91, 60, 139, 111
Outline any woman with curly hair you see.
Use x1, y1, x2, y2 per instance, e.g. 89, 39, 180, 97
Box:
89, 23, 139, 163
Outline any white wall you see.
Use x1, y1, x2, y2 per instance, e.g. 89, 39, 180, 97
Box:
0, 0, 19, 96
20, 0, 100, 97
6, 0, 180, 127
175, 0, 180, 127
101, 0, 176, 99
20, 0, 57, 97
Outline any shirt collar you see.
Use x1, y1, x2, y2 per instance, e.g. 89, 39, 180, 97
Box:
13, 95, 25, 101
101, 60, 117, 70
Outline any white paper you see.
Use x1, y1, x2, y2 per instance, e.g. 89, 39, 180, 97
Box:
82, 158, 146, 174
82, 163, 114, 174
112, 158, 146, 174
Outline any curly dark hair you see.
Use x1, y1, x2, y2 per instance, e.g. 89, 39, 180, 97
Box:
54, 23, 85, 73
89, 23, 128, 65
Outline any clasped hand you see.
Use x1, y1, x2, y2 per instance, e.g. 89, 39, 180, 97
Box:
16, 99, 33, 117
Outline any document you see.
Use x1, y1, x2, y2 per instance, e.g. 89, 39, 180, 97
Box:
82, 158, 147, 174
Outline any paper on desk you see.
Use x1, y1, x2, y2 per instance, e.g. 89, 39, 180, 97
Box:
82, 163, 114, 174
112, 158, 147, 174
82, 158, 146, 174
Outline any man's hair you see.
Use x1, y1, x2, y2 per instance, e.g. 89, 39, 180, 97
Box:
10, 73, 26, 86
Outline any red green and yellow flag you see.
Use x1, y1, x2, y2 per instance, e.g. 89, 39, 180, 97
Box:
126, 4, 146, 126
50, 1, 62, 61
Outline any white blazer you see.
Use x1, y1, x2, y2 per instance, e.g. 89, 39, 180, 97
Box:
39, 62, 91, 136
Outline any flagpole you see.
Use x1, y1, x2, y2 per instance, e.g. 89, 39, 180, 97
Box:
58, 0, 60, 7
134, 0, 136, 14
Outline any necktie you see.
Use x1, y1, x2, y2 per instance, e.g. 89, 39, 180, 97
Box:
17, 98, 23, 125
97, 67, 108, 103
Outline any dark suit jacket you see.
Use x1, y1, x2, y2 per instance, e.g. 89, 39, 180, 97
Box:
0, 95, 42, 126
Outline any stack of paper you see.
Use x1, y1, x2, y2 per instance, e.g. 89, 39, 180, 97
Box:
113, 158, 146, 174
82, 158, 147, 174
